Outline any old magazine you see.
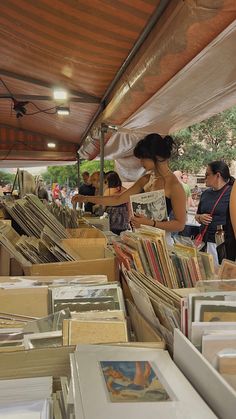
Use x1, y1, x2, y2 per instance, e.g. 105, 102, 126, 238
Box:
130, 190, 167, 221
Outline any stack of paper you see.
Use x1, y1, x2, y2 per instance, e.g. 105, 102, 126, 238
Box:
0, 376, 52, 418
124, 268, 181, 351
70, 345, 216, 418
0, 223, 77, 265
47, 202, 79, 228
2, 194, 70, 239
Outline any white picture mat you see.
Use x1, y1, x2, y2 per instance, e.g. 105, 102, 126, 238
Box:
202, 333, 236, 367
23, 331, 62, 349
194, 300, 236, 323
0, 399, 50, 419
188, 292, 236, 336
174, 329, 236, 419
70, 354, 85, 419
51, 283, 125, 312
74, 345, 216, 419
191, 322, 236, 349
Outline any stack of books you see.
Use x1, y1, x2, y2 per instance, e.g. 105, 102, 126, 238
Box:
113, 226, 215, 288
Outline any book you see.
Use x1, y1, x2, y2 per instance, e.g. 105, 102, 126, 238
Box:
130, 190, 167, 221
218, 259, 236, 279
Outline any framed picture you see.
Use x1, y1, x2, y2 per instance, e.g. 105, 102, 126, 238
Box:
71, 345, 216, 419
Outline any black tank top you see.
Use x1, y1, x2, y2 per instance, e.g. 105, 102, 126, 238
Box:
165, 197, 172, 216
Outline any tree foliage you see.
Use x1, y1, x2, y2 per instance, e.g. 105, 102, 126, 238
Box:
42, 160, 114, 187
171, 106, 236, 173
0, 171, 15, 186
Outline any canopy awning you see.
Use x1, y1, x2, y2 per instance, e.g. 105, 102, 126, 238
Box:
0, 0, 235, 170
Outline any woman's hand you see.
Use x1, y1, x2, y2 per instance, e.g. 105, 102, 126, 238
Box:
131, 214, 152, 229
199, 213, 212, 225
71, 194, 85, 204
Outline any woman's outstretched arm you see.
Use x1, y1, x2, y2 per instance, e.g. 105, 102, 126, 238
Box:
72, 175, 149, 206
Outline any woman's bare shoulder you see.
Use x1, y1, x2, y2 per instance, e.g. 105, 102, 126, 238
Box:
167, 174, 182, 187
139, 173, 151, 186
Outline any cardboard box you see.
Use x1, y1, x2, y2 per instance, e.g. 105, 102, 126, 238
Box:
84, 216, 110, 231
0, 346, 75, 380
0, 244, 10, 275
10, 257, 24, 276
64, 227, 107, 246
24, 246, 119, 282
0, 287, 49, 317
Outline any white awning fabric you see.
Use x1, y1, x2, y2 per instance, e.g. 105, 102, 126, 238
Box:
14, 12, 235, 177
90, 20, 236, 180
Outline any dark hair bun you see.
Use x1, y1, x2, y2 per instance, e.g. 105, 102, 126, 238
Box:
134, 133, 175, 161
163, 135, 175, 152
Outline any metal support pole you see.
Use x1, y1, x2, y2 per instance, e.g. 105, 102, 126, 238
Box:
98, 124, 107, 216
77, 155, 81, 192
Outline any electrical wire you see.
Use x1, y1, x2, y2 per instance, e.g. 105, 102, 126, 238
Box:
0, 139, 19, 161
0, 77, 64, 116
0, 77, 14, 98
0, 137, 49, 161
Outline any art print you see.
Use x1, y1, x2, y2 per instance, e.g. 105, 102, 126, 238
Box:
101, 360, 170, 402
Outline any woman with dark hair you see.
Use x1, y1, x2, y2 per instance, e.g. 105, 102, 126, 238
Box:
103, 171, 130, 235
195, 161, 234, 265
72, 133, 186, 234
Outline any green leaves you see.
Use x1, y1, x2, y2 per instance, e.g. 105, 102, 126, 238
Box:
172, 106, 236, 173
42, 160, 114, 187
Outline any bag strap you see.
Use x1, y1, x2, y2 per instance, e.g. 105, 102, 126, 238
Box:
201, 184, 230, 239
209, 185, 230, 216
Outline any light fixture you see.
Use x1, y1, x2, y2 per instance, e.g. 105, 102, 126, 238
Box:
53, 88, 68, 100
56, 106, 70, 116
47, 142, 56, 148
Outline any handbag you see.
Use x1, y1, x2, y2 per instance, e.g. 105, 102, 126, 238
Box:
194, 185, 230, 248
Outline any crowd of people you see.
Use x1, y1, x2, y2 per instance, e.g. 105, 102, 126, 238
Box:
72, 133, 236, 263
1, 133, 235, 264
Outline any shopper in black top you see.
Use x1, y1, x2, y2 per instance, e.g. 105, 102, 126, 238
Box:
78, 171, 95, 213
195, 161, 234, 265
